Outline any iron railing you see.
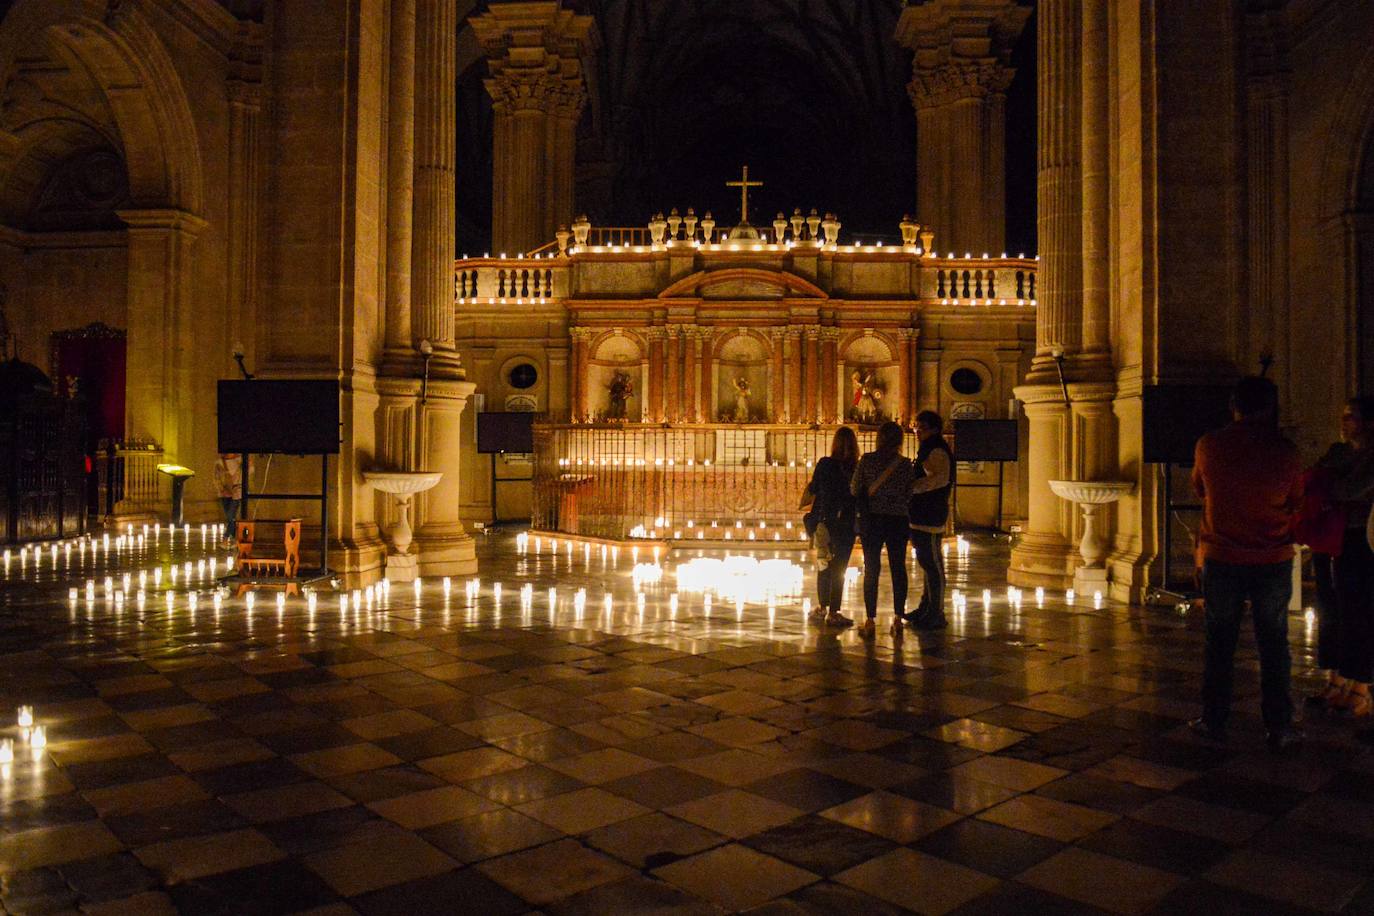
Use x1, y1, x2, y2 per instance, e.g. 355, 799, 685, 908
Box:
532, 422, 919, 541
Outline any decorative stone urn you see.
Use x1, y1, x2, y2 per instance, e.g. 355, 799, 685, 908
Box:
363, 470, 443, 582
571, 214, 591, 247
1048, 479, 1134, 594
683, 208, 698, 241
899, 215, 919, 246
648, 213, 667, 247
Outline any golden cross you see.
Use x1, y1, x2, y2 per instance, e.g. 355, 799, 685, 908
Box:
726, 165, 763, 225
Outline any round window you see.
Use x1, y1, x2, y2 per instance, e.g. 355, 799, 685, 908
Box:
508, 363, 538, 389
949, 368, 984, 396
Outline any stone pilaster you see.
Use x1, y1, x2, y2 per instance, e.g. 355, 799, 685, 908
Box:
664, 325, 681, 423
896, 328, 917, 424
226, 25, 263, 380
1244, 7, 1291, 409
786, 328, 803, 424
821, 328, 841, 423
683, 327, 700, 423
118, 209, 208, 463
570, 327, 592, 422
769, 328, 786, 423
895, 0, 1028, 255
645, 326, 666, 423
471, 2, 596, 255
803, 326, 821, 423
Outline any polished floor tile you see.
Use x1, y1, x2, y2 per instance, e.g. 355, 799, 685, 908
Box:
1, 529, 1371, 913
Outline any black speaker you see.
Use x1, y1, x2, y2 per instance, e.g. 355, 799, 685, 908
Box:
218, 380, 340, 454
951, 419, 1019, 462
1142, 385, 1233, 464
477, 412, 535, 454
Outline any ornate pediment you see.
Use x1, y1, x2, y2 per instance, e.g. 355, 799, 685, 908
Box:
659, 267, 828, 301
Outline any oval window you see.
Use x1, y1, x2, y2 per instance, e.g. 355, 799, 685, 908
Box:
949, 368, 984, 396
508, 363, 538, 389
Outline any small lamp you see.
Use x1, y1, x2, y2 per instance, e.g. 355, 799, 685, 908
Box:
418, 338, 434, 403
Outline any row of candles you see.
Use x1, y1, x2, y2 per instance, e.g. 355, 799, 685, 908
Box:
4, 523, 228, 577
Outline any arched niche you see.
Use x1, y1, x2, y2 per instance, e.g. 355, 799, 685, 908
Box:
840, 332, 898, 426
713, 331, 769, 423
589, 331, 644, 421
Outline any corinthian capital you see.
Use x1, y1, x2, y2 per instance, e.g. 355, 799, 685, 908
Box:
908, 60, 1015, 108
469, 2, 597, 116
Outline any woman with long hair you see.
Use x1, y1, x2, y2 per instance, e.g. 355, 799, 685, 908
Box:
806, 426, 859, 627
850, 421, 916, 638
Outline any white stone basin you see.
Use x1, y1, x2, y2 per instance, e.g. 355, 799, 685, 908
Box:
1048, 480, 1134, 505
362, 470, 443, 495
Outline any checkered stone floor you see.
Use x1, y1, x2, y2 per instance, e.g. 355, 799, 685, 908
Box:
2, 529, 1373, 915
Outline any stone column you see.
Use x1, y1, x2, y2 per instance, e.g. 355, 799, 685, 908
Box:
119, 209, 208, 462
471, 3, 596, 255
411, 0, 474, 576
664, 325, 681, 423
1031, 0, 1083, 374
383, 0, 416, 364
1009, 0, 1080, 587
412, 0, 458, 363
700, 331, 715, 422
896, 0, 1028, 255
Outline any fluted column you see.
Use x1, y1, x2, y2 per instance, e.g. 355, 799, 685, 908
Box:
412, 0, 457, 361
383, 0, 416, 363
896, 0, 1028, 254
1030, 0, 1083, 375
471, 3, 596, 255
1079, 0, 1111, 369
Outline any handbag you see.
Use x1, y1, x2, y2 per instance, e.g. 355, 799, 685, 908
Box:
812, 520, 832, 566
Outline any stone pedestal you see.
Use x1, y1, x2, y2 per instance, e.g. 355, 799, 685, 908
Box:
1008, 384, 1074, 587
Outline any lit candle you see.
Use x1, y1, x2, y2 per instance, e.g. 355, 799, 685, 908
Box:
30, 726, 46, 749
1066, 589, 1076, 603
0, 738, 12, 763
17, 706, 33, 728
276, 593, 286, 611
246, 591, 256, 611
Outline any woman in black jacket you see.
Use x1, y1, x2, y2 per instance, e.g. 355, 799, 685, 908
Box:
806, 426, 859, 628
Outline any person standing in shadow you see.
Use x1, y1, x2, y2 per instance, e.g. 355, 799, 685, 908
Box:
903, 411, 955, 632
805, 426, 859, 628
851, 421, 916, 639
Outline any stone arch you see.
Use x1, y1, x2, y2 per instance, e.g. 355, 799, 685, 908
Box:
588, 330, 644, 421
0, 1, 204, 214
712, 329, 770, 422
839, 331, 899, 425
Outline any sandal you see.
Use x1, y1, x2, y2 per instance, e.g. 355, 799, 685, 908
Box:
1343, 685, 1373, 719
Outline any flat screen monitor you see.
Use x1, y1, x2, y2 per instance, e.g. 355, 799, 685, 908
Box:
477, 412, 534, 454
951, 419, 1019, 462
217, 380, 340, 454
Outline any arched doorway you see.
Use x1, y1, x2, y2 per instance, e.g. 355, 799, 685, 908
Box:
0, 0, 204, 477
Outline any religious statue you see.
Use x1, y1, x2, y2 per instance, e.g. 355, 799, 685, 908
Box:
848, 368, 885, 424
732, 375, 752, 423
605, 370, 634, 421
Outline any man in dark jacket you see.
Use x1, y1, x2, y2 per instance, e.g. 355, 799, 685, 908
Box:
904, 411, 955, 631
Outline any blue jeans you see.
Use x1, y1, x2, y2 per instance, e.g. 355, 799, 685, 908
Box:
220, 498, 239, 534
1201, 559, 1293, 731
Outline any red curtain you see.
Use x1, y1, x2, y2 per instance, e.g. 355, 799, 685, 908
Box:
52, 334, 126, 442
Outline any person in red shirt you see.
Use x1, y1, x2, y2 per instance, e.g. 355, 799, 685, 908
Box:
1190, 376, 1303, 752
